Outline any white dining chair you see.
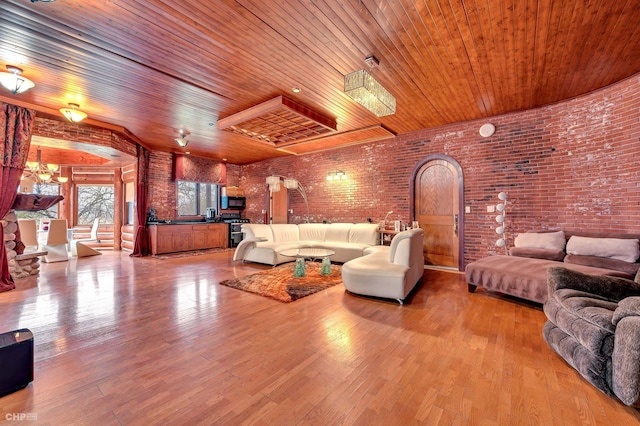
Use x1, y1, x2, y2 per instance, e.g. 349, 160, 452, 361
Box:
40, 219, 69, 263
71, 218, 102, 257
17, 219, 39, 253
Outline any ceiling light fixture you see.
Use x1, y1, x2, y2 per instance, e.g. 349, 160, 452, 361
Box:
0, 65, 35, 95
22, 147, 68, 185
59, 103, 87, 123
344, 55, 396, 117
217, 96, 336, 148
175, 130, 190, 147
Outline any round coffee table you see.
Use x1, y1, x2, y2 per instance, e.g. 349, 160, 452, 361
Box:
278, 247, 335, 277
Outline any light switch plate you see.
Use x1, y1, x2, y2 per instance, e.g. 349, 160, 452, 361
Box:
487, 205, 495, 213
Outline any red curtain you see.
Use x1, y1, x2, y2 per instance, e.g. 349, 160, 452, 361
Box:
1, 103, 35, 292
130, 145, 150, 257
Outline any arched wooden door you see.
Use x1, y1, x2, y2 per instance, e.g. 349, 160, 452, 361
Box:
411, 155, 464, 270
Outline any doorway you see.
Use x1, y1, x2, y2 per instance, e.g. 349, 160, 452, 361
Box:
411, 155, 464, 271
268, 187, 288, 224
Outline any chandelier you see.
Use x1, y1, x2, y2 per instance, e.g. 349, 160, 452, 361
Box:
0, 65, 35, 95
344, 56, 396, 117
22, 147, 68, 184
266, 175, 310, 223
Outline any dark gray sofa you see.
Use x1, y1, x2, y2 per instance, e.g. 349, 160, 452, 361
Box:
543, 266, 640, 406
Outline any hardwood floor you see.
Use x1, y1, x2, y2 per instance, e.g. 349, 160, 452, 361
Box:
1, 251, 639, 425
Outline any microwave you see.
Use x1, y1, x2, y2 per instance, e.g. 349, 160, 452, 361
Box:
221, 196, 246, 210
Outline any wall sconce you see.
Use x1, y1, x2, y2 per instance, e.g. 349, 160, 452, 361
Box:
266, 175, 309, 223
326, 170, 347, 181
0, 65, 35, 95
60, 103, 87, 123
495, 191, 509, 253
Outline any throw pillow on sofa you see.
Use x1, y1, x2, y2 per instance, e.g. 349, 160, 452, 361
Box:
509, 247, 566, 261
514, 230, 566, 250
564, 254, 639, 278
511, 231, 566, 260
566, 236, 640, 263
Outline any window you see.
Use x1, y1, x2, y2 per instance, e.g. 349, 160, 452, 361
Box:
125, 182, 135, 225
16, 184, 60, 221
77, 185, 115, 225
177, 181, 218, 216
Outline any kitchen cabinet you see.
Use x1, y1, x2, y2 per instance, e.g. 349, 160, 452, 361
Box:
206, 227, 227, 249
148, 223, 228, 255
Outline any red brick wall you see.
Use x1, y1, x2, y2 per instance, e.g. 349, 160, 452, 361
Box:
147, 151, 176, 219
239, 74, 640, 264
146, 152, 243, 220
34, 117, 113, 147
29, 74, 640, 265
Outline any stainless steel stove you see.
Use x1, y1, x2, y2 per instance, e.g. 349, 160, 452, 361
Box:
221, 213, 250, 248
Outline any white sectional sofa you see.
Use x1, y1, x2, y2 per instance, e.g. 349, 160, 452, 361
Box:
233, 223, 379, 266
341, 228, 425, 304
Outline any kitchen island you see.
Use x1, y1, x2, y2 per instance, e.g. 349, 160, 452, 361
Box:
148, 222, 228, 255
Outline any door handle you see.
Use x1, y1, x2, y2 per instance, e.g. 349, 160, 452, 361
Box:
453, 214, 459, 237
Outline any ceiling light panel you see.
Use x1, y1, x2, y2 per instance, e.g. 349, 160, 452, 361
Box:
217, 96, 337, 147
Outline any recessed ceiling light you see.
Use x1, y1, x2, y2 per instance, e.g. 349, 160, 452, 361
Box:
291, 87, 301, 93
222, 158, 227, 162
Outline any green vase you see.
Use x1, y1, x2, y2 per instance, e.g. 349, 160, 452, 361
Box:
294, 258, 306, 277
320, 257, 332, 276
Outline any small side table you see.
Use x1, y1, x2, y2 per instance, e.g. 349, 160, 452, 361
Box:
376, 229, 399, 245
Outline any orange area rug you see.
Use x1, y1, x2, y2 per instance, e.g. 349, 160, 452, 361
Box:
219, 262, 342, 303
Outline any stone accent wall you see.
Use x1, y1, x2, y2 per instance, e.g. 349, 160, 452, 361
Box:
2, 210, 42, 280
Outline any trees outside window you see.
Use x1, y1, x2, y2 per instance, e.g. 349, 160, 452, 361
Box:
177, 181, 218, 216
77, 185, 114, 225
177, 181, 197, 216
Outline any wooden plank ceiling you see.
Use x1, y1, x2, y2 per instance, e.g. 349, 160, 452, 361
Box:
2, 0, 640, 165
